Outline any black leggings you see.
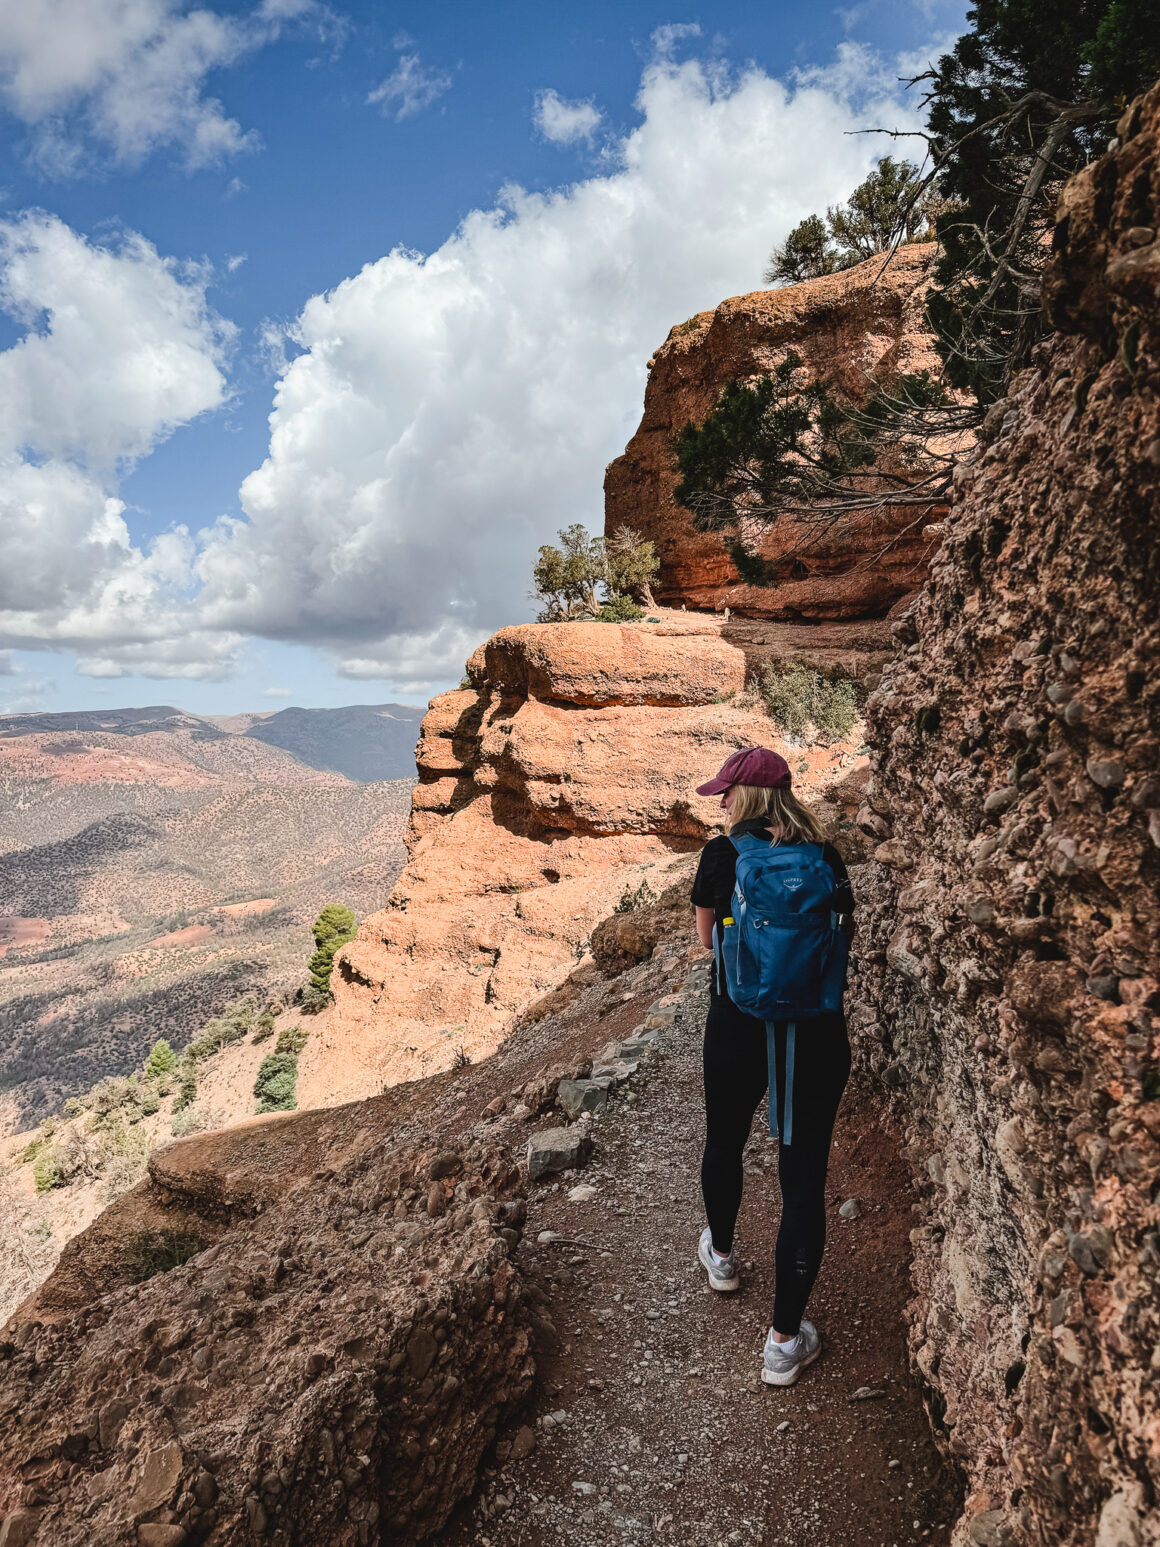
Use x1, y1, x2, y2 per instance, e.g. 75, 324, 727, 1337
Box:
701, 993, 851, 1335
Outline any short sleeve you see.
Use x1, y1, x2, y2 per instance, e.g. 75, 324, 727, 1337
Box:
691, 836, 731, 909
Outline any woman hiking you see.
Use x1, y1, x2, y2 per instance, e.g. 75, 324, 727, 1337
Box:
690, 746, 855, 1387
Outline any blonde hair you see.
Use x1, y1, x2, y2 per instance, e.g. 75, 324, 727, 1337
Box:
728, 783, 825, 843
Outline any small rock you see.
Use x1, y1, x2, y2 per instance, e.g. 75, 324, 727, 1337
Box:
0, 1511, 41, 1547
968, 1509, 1016, 1547
509, 1425, 536, 1461
98, 1397, 131, 1450
138, 1528, 188, 1547
429, 1151, 462, 1180
572, 1481, 596, 1495
537, 1230, 563, 1244
556, 1079, 609, 1119
983, 786, 1018, 816
527, 1126, 592, 1180
848, 1387, 886, 1401
1086, 758, 1125, 789
838, 1198, 862, 1220
130, 1442, 185, 1515
567, 1184, 597, 1202
1086, 976, 1121, 1004
776, 1420, 790, 1432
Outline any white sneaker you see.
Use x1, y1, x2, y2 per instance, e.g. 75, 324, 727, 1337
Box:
697, 1226, 739, 1291
761, 1320, 821, 1386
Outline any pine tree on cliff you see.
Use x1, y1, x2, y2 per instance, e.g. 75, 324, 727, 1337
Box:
684, 0, 1160, 582
764, 160, 926, 284
922, 0, 1160, 401
305, 904, 357, 1008
532, 524, 658, 621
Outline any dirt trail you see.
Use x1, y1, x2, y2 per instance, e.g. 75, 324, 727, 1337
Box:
442, 960, 962, 1547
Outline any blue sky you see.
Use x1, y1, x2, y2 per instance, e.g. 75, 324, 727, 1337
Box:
0, 0, 965, 716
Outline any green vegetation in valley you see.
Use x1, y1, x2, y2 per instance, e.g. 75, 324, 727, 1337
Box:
254, 1051, 300, 1114
533, 524, 659, 622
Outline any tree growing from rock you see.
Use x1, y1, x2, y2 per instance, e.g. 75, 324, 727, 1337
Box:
306, 904, 357, 1006
764, 159, 926, 285
532, 524, 658, 621
691, 0, 1160, 586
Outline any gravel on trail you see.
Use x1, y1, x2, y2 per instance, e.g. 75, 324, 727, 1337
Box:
440, 950, 963, 1546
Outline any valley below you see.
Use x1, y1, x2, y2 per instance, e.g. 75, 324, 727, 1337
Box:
0, 721, 412, 1132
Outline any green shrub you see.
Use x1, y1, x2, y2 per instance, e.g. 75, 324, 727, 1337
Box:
100, 1120, 154, 1198
615, 878, 656, 914
124, 1226, 204, 1283
138, 1088, 161, 1117
144, 1038, 177, 1078
171, 1106, 202, 1137
173, 1057, 197, 1112
251, 1010, 277, 1042
32, 1149, 60, 1193
275, 1023, 308, 1055
254, 1051, 299, 1114
755, 663, 858, 745
186, 994, 258, 1060
596, 595, 645, 623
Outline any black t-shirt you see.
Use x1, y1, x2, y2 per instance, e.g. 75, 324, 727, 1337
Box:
691, 819, 855, 1001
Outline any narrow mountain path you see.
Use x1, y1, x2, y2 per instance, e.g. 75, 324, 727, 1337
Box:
441, 960, 962, 1547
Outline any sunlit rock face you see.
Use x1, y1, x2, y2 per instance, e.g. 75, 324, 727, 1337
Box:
322, 611, 868, 1107
851, 86, 1160, 1547
604, 243, 947, 621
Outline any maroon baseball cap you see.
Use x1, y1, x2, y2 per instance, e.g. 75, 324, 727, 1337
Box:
695, 746, 792, 795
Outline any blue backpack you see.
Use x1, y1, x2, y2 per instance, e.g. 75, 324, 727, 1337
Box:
714, 834, 849, 1145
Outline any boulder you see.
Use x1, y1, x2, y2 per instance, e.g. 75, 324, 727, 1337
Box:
527, 1126, 592, 1179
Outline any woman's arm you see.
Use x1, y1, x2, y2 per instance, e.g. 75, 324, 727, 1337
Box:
694, 905, 715, 950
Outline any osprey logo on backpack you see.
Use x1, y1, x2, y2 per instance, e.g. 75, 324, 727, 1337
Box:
783, 875, 804, 891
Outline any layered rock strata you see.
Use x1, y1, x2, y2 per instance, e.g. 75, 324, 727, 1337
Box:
314, 612, 868, 1106
853, 88, 1160, 1547
604, 244, 947, 620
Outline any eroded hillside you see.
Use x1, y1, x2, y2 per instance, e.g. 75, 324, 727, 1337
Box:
0, 728, 411, 1130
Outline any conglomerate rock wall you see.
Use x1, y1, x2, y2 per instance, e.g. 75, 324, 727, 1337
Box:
603, 243, 947, 621
851, 88, 1160, 1547
0, 1104, 533, 1547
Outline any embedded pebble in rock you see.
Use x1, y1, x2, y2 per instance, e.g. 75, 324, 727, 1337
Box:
838, 1198, 863, 1220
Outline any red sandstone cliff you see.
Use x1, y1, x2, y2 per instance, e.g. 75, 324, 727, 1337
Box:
604, 243, 947, 621
309, 612, 869, 1106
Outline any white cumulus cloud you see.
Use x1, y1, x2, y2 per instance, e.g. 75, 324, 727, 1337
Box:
192, 46, 929, 689
0, 0, 332, 172
0, 214, 240, 679
533, 88, 603, 145
367, 49, 452, 122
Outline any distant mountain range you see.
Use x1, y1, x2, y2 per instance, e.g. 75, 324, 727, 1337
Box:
0, 702, 427, 782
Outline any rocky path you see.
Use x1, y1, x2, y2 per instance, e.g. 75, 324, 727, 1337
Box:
442, 962, 962, 1547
